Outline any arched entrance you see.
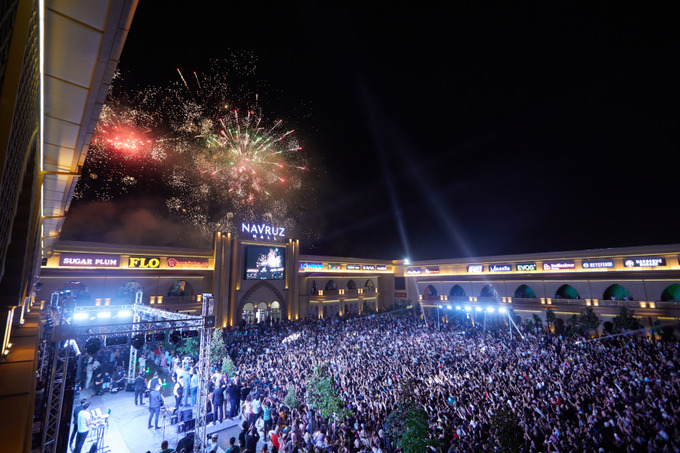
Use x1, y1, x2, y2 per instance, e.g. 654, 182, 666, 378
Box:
555, 284, 580, 299
603, 284, 631, 301
449, 285, 466, 300
514, 284, 535, 299
238, 281, 286, 324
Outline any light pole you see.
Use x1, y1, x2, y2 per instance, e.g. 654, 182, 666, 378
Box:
437, 305, 441, 331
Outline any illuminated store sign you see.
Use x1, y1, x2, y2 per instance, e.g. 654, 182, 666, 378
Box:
407, 267, 422, 275
376, 265, 388, 271
516, 263, 537, 272
241, 222, 285, 241
166, 257, 210, 269
623, 257, 666, 268
489, 264, 512, 272
300, 262, 323, 271
543, 261, 575, 271
582, 260, 614, 269
362, 265, 376, 271
467, 265, 484, 273
395, 292, 408, 298
327, 263, 342, 270
425, 266, 440, 274
346, 264, 361, 270
129, 257, 160, 268
60, 253, 120, 268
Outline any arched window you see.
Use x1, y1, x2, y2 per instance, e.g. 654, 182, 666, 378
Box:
270, 301, 281, 321
480, 285, 498, 299
324, 280, 337, 291
365, 280, 375, 289
423, 285, 438, 300
242, 303, 255, 324
603, 284, 631, 301
514, 284, 535, 299
555, 284, 580, 299
347, 280, 357, 290
168, 280, 194, 297
661, 284, 680, 302
449, 285, 466, 300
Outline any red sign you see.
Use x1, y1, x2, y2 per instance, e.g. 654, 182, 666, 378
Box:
166, 257, 210, 269
395, 292, 408, 298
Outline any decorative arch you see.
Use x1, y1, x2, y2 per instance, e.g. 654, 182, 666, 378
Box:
480, 284, 498, 299
661, 284, 680, 302
555, 284, 579, 299
514, 284, 535, 299
238, 281, 287, 323
603, 284, 631, 301
347, 280, 357, 290
423, 285, 438, 300
311, 280, 318, 294
324, 280, 338, 291
364, 280, 375, 289
449, 285, 466, 299
168, 280, 194, 297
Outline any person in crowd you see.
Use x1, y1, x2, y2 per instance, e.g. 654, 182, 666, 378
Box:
212, 381, 225, 424
69, 398, 87, 450
74, 400, 92, 453
191, 367, 199, 406
173, 375, 185, 415
93, 366, 103, 396
148, 383, 163, 429
205, 433, 224, 453
159, 440, 174, 453
224, 436, 238, 453
245, 426, 260, 453
228, 378, 241, 419
134, 371, 146, 405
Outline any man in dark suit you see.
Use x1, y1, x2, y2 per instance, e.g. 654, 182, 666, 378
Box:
148, 383, 163, 429
212, 382, 225, 424
228, 379, 241, 419
134, 372, 146, 405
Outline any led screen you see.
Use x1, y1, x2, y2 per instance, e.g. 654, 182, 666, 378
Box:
244, 246, 285, 280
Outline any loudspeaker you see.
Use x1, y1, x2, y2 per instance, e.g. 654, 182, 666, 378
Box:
170, 415, 178, 425
206, 412, 214, 423
184, 419, 195, 431
177, 422, 185, 434
126, 383, 134, 392
181, 409, 193, 422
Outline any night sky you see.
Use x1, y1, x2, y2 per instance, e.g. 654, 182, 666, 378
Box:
61, 2, 678, 260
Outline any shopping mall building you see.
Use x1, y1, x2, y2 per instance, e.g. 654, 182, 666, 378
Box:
39, 228, 680, 330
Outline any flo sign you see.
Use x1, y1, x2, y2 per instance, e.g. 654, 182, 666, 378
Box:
241, 222, 286, 242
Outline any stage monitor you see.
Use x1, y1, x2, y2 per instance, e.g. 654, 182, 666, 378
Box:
244, 245, 285, 280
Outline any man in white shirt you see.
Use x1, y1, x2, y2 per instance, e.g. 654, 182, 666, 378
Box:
74, 401, 93, 453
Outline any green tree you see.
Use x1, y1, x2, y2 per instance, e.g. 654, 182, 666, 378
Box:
532, 313, 543, 331
545, 308, 556, 330
384, 378, 439, 453
221, 355, 235, 377
491, 406, 525, 452
284, 384, 300, 410
305, 363, 351, 419
613, 306, 638, 332
579, 307, 600, 337
211, 329, 227, 366
177, 336, 199, 357
567, 314, 580, 335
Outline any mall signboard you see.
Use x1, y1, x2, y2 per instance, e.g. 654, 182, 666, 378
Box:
623, 257, 666, 268
60, 253, 120, 268
582, 259, 615, 269
542, 260, 576, 271
516, 262, 537, 272
488, 264, 512, 272
467, 265, 484, 273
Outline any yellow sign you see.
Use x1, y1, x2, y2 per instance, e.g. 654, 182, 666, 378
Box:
128, 257, 161, 268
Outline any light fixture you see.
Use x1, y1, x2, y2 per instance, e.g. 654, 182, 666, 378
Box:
118, 310, 132, 317
85, 337, 102, 354
96, 312, 111, 319
131, 334, 145, 349
169, 331, 182, 345
73, 312, 88, 320
475, 306, 483, 312
486, 307, 495, 313
499, 307, 507, 314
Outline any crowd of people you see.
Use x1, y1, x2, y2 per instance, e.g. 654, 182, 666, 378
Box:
147, 311, 677, 453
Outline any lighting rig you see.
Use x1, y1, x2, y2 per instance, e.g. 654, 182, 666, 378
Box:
39, 292, 214, 453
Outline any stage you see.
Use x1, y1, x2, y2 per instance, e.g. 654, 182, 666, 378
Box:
73, 386, 244, 453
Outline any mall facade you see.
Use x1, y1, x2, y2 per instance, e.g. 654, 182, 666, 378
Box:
39, 226, 680, 329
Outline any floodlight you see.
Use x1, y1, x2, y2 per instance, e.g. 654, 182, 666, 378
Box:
475, 306, 483, 312
456, 306, 462, 310
486, 307, 495, 313
447, 305, 452, 310
464, 306, 471, 312
498, 307, 507, 314
96, 312, 111, 319
118, 310, 132, 317
73, 312, 88, 320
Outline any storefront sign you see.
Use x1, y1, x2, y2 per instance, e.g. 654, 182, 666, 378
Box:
425, 266, 440, 274
406, 267, 422, 275
542, 260, 575, 271
346, 264, 361, 270
240, 222, 286, 241
362, 265, 376, 271
582, 260, 614, 269
623, 257, 666, 268
467, 265, 484, 273
300, 262, 323, 271
395, 292, 408, 298
376, 265, 388, 271
516, 263, 537, 272
489, 264, 512, 272
166, 257, 210, 269
60, 253, 120, 268
327, 263, 342, 270
128, 257, 161, 268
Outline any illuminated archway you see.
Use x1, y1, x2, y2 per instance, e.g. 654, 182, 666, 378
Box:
423, 285, 438, 300
555, 284, 579, 299
480, 285, 498, 299
365, 280, 375, 289
603, 284, 631, 301
448, 285, 466, 300
514, 284, 535, 299
325, 280, 338, 291
661, 284, 680, 302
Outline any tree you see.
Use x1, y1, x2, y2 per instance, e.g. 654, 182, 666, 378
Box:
545, 308, 556, 330
579, 307, 600, 337
491, 406, 525, 452
221, 356, 235, 377
532, 313, 543, 332
284, 384, 300, 410
210, 329, 227, 366
384, 378, 439, 453
613, 306, 638, 332
178, 336, 199, 357
305, 363, 351, 420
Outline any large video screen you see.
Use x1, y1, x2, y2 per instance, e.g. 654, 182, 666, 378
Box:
244, 246, 285, 280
